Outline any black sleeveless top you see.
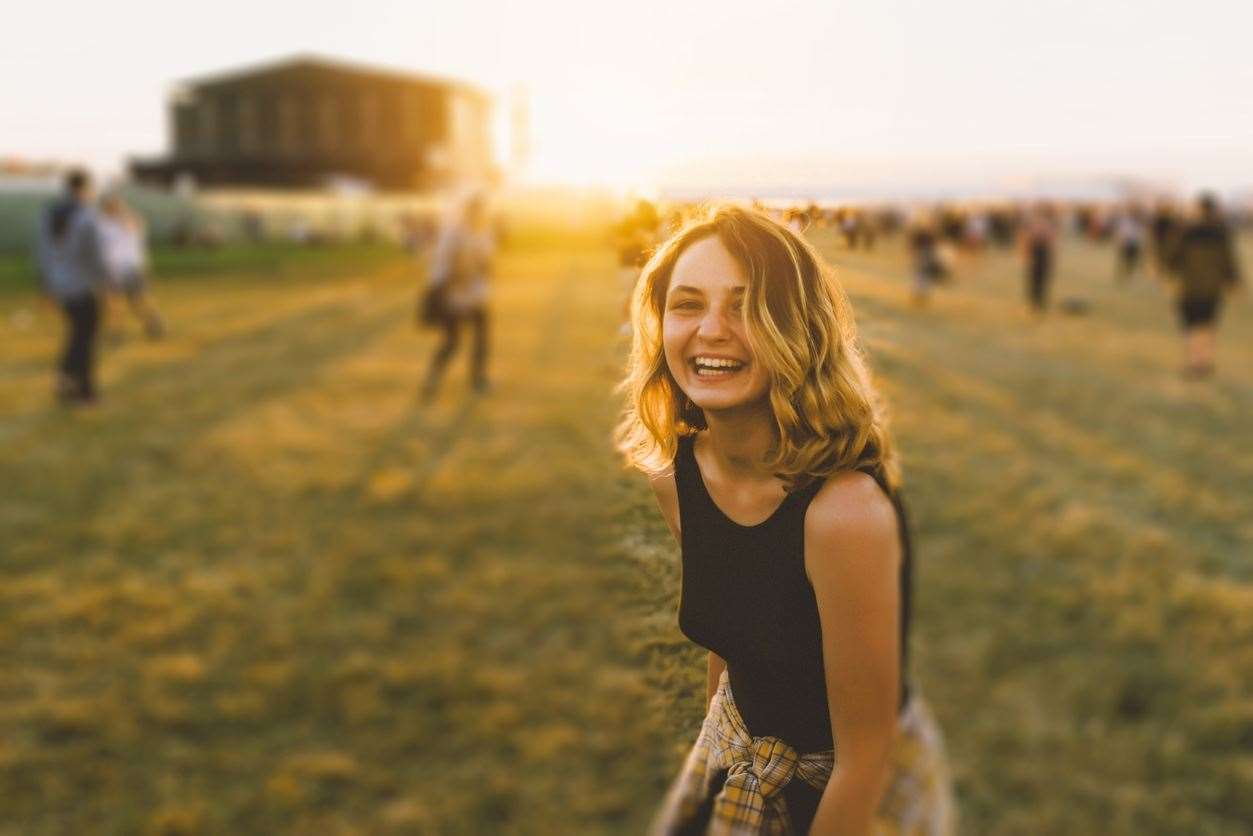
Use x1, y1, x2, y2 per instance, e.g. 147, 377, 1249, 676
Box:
674, 433, 913, 754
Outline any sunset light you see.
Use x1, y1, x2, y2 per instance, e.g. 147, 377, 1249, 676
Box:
2, 2, 1250, 833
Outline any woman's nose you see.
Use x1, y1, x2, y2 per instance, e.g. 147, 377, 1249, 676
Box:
696, 306, 731, 340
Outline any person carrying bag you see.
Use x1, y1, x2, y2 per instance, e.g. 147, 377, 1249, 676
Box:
418, 192, 495, 400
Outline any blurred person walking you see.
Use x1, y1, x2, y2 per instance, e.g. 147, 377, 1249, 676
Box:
964, 210, 988, 254
840, 209, 862, 249
619, 206, 955, 835
1167, 193, 1244, 378
1112, 208, 1146, 283
1149, 200, 1179, 279
1020, 203, 1057, 316
987, 206, 1016, 249
98, 192, 165, 340
908, 213, 944, 307
34, 169, 110, 406
419, 191, 495, 401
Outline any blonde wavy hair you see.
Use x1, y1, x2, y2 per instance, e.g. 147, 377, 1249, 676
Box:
614, 204, 900, 492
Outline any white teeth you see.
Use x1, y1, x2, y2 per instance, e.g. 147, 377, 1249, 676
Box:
692, 356, 744, 379
693, 357, 745, 370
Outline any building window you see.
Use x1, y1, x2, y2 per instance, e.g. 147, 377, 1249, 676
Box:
174, 103, 198, 155
238, 95, 258, 154
200, 98, 218, 155
320, 96, 338, 151
403, 93, 421, 143
359, 93, 379, 148
279, 95, 300, 154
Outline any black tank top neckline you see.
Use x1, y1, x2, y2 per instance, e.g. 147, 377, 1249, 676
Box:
684, 435, 817, 531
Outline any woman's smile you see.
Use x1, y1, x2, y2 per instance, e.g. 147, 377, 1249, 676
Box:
690, 354, 749, 379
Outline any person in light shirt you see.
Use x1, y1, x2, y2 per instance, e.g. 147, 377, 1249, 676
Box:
419, 191, 495, 401
1112, 207, 1146, 283
97, 192, 165, 340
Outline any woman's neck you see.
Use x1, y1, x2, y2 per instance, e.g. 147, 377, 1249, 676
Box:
701, 400, 777, 482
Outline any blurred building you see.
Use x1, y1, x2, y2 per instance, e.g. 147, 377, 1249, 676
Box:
131, 55, 496, 191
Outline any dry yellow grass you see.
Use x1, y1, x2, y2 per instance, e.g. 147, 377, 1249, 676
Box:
0, 223, 1249, 833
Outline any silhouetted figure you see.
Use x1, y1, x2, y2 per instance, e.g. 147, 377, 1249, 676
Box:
1150, 201, 1179, 279
1074, 205, 1095, 239
35, 169, 109, 405
420, 192, 495, 401
938, 207, 965, 246
987, 207, 1016, 248
1168, 193, 1244, 378
1020, 204, 1057, 315
908, 215, 944, 306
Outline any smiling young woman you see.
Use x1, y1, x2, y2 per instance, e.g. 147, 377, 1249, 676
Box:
616, 205, 955, 835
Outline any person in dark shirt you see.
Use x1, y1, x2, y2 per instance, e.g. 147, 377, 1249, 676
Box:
618, 206, 954, 834
1168, 193, 1244, 378
34, 169, 110, 405
908, 214, 944, 307
1149, 200, 1179, 280
1019, 202, 1058, 317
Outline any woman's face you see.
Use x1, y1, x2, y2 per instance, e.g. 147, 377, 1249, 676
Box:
662, 235, 772, 414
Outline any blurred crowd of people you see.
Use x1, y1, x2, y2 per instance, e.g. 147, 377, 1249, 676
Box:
613, 192, 1245, 379
28, 177, 1244, 411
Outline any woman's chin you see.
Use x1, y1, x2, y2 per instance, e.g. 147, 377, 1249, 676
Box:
687, 389, 769, 415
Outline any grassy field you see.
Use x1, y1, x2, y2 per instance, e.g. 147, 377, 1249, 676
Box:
0, 241, 402, 296
0, 225, 1249, 834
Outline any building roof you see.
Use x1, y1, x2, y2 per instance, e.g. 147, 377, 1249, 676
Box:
175, 53, 489, 100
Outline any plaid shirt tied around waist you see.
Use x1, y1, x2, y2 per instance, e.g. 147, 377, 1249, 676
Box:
650, 670, 835, 835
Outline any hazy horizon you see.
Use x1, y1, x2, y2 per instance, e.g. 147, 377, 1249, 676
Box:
3, 0, 1251, 195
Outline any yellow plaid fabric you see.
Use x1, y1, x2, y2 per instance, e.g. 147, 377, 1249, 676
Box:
649, 671, 834, 835
650, 670, 956, 835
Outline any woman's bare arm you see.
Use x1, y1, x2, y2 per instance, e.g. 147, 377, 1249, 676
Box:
803, 473, 902, 836
648, 470, 681, 542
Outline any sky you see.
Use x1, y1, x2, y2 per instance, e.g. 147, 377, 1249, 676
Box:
3, 0, 1251, 196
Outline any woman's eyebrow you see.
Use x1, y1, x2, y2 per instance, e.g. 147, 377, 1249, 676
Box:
668, 284, 746, 296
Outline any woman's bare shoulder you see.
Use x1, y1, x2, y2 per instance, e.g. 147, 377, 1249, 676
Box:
803, 471, 898, 578
647, 468, 677, 496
